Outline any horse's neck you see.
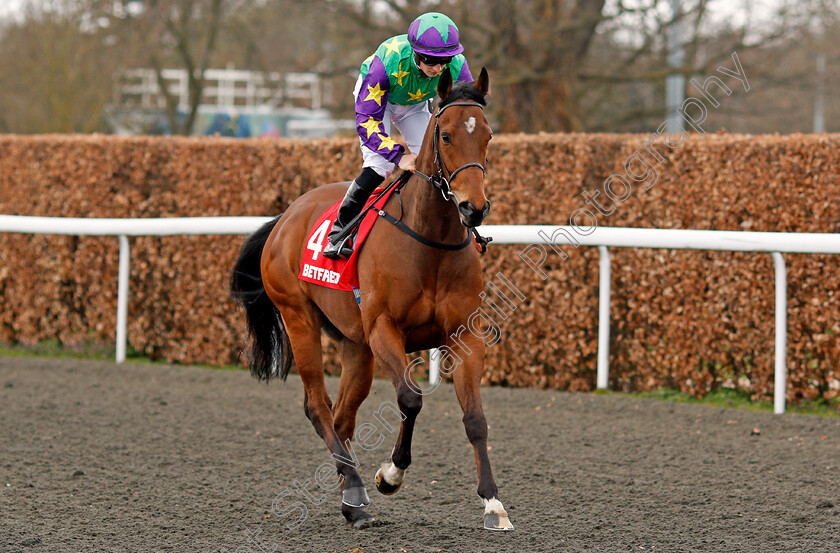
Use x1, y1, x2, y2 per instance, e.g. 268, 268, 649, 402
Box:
400, 174, 467, 247
396, 112, 469, 250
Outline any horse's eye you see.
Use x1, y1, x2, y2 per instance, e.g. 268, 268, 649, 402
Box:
441, 132, 451, 145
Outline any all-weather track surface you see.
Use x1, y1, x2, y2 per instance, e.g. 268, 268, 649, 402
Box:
1, 356, 839, 553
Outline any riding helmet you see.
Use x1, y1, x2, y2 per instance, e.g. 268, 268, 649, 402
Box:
407, 12, 464, 57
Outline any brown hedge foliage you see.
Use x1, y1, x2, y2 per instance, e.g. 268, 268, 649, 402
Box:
0, 133, 838, 404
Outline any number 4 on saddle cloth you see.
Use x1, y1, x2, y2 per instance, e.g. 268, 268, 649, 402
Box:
298, 185, 398, 300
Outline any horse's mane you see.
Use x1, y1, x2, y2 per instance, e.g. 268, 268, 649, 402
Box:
439, 81, 487, 108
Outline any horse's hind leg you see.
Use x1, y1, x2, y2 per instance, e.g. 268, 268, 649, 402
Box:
278, 307, 371, 511
332, 338, 378, 527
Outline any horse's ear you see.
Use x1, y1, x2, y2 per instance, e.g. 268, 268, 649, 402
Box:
437, 69, 453, 100
474, 67, 490, 97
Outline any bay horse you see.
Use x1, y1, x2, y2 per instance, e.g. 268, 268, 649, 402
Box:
230, 68, 513, 531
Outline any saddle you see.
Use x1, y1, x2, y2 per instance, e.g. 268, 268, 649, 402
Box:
298, 186, 398, 292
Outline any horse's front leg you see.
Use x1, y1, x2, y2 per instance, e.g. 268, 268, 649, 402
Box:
451, 333, 514, 531
365, 317, 421, 496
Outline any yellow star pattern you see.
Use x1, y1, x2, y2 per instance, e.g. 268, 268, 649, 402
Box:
365, 82, 386, 106
391, 63, 410, 87
377, 133, 398, 151
407, 88, 429, 102
383, 37, 405, 57
362, 54, 375, 66
359, 117, 382, 138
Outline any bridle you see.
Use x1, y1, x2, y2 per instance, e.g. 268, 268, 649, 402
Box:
412, 100, 487, 202
335, 98, 493, 255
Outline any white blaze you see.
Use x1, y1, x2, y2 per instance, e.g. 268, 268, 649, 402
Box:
465, 116, 476, 134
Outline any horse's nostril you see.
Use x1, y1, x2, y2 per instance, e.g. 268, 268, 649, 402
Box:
458, 201, 477, 218
458, 200, 489, 227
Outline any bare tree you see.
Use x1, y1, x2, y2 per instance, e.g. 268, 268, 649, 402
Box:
461, 0, 607, 132
71, 0, 251, 135
0, 1, 123, 133
121, 0, 229, 135
1, 0, 837, 134
298, 0, 840, 133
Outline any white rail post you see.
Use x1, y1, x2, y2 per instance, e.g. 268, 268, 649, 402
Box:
429, 348, 441, 385
116, 235, 130, 363
596, 246, 611, 389
772, 252, 787, 414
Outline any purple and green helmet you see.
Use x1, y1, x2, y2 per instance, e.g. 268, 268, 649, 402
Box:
407, 12, 464, 57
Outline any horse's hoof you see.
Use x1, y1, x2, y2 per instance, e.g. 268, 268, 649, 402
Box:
483, 498, 514, 531
352, 516, 381, 529
342, 486, 371, 507
342, 505, 381, 530
484, 512, 515, 531
374, 466, 402, 495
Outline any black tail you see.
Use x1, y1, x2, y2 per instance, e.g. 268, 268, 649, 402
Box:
230, 215, 293, 381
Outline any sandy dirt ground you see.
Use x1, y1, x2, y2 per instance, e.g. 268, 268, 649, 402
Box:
1, 355, 839, 553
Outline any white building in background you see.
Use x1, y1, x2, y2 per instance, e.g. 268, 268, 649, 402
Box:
107, 67, 354, 138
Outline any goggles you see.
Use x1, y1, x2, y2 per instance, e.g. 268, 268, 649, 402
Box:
415, 52, 453, 67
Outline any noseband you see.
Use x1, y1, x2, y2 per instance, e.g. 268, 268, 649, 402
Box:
413, 101, 487, 202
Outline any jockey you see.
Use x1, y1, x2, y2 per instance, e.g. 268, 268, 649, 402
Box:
323, 12, 474, 260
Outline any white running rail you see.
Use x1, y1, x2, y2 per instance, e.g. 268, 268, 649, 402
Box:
2, 215, 839, 414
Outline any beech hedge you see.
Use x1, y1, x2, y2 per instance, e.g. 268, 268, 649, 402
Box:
0, 133, 838, 403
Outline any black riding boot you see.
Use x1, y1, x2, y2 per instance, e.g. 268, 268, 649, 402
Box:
323, 168, 385, 260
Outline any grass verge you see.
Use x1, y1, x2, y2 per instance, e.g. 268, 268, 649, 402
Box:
596, 387, 840, 418
0, 340, 246, 371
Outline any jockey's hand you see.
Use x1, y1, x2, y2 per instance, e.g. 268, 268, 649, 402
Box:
398, 154, 417, 172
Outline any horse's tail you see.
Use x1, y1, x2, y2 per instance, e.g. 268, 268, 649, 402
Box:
230, 215, 293, 382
